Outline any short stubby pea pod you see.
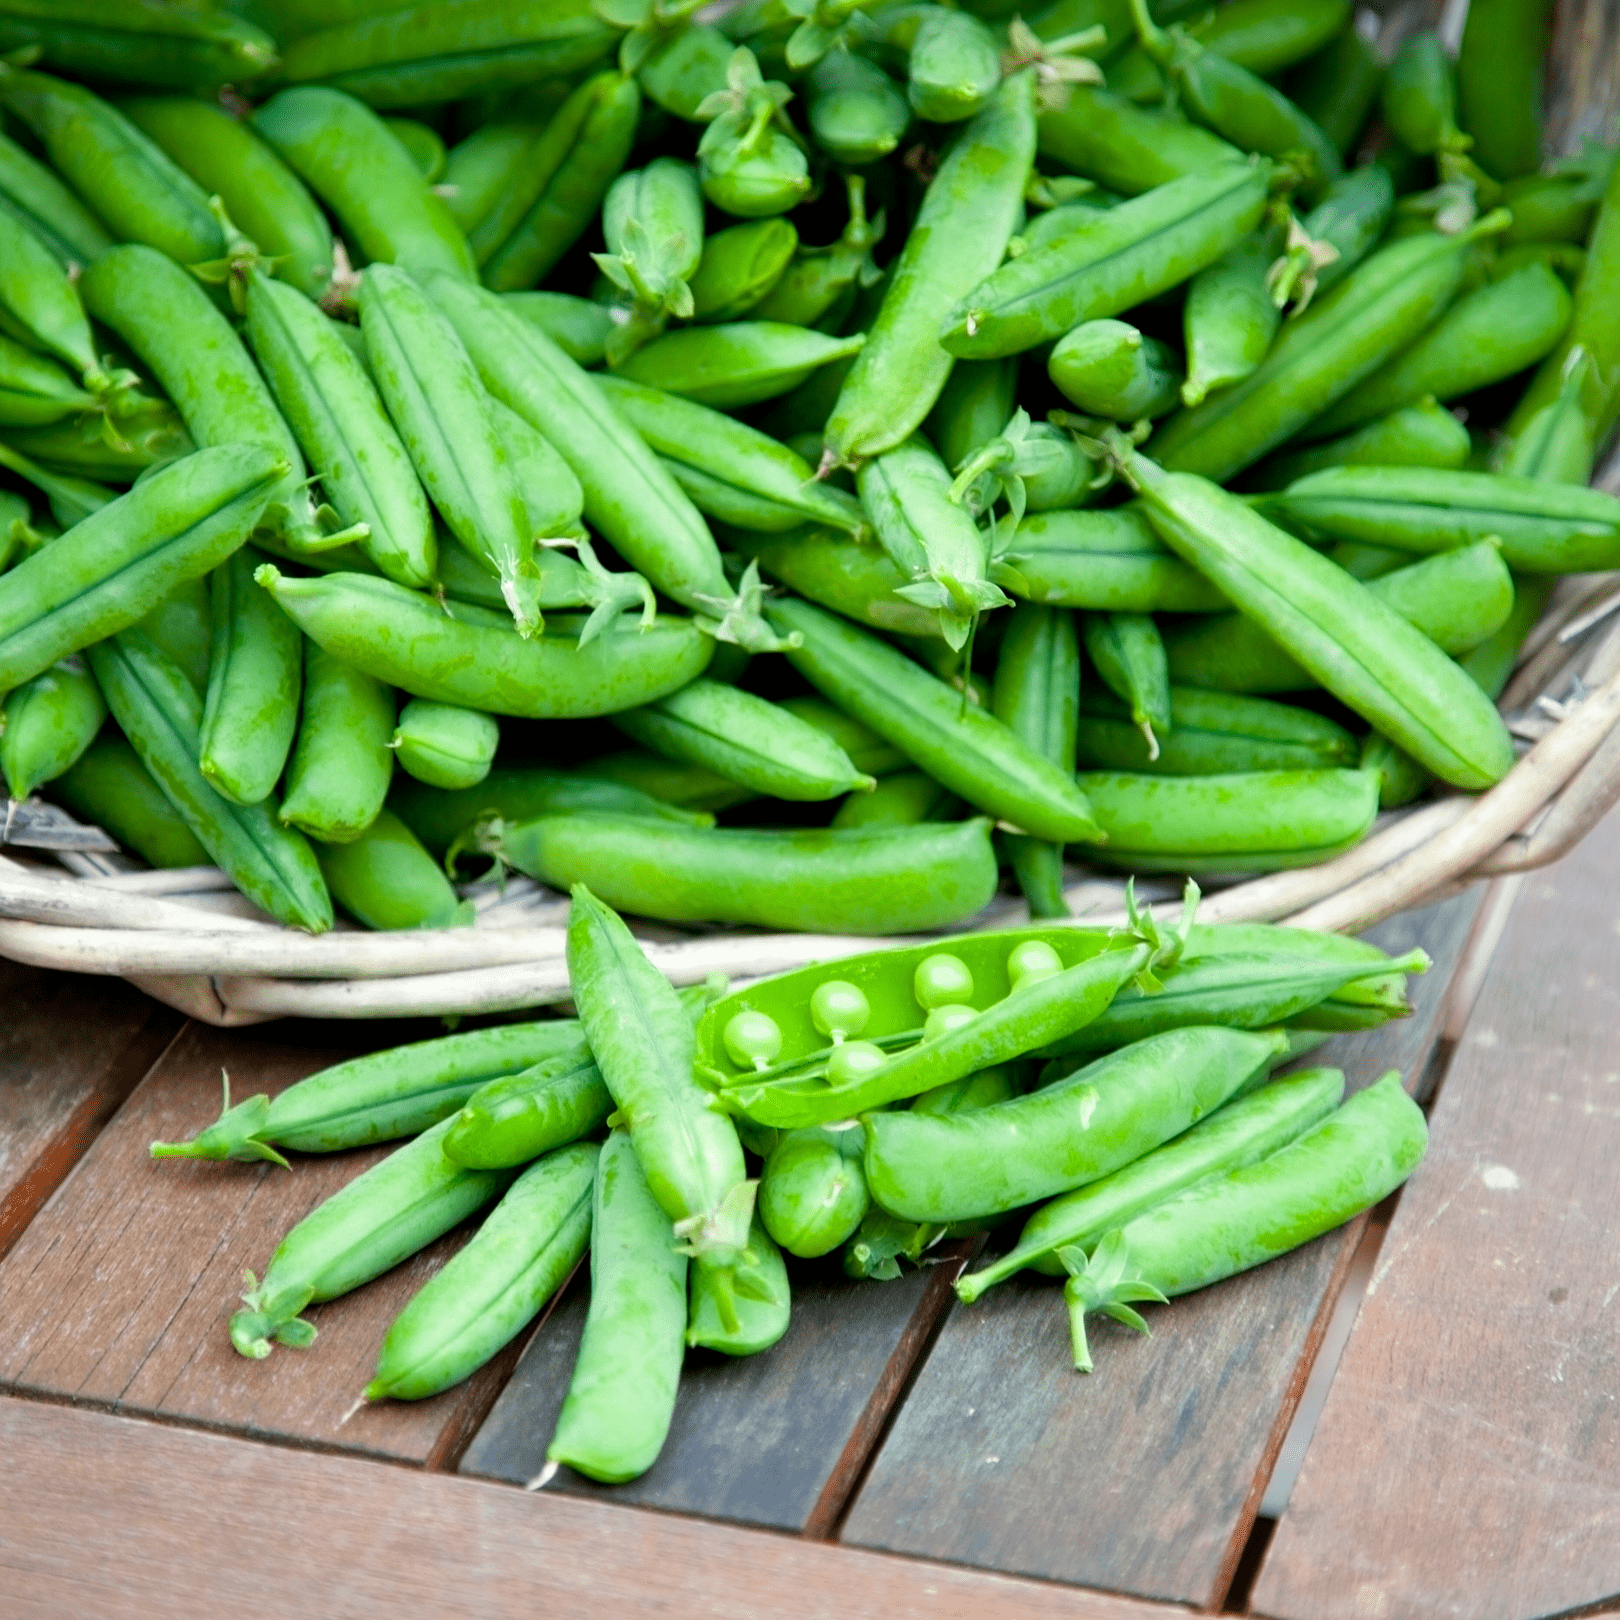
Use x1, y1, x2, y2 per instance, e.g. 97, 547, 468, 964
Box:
392, 699, 499, 792
759, 1126, 870, 1259
1050, 320, 1184, 420
316, 808, 473, 931
0, 654, 104, 802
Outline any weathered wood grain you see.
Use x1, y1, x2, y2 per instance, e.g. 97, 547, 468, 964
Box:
1252, 811, 1620, 1620
0, 1021, 517, 1466
0, 959, 180, 1261
838, 889, 1484, 1609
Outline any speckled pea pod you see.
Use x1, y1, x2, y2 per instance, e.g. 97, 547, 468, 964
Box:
906, 7, 1000, 122
444, 1048, 611, 1171
0, 654, 104, 802
594, 157, 705, 362
49, 731, 209, 869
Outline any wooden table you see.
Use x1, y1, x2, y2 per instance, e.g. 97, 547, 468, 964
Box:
3, 807, 1619, 1620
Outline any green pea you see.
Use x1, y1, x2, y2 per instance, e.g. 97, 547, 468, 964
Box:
391, 699, 499, 791
725, 1010, 785, 1072
1008, 939, 1064, 988
827, 1040, 887, 1088
280, 639, 395, 845
50, 731, 209, 870
924, 1004, 980, 1041
0, 654, 104, 802
915, 953, 975, 1010
316, 807, 472, 931
811, 980, 870, 1043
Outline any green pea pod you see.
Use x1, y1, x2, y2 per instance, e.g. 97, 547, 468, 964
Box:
693, 47, 811, 219
1284, 164, 1395, 305
1151, 214, 1503, 482
960, 1064, 1345, 1297
926, 358, 1019, 476
440, 101, 559, 240
1037, 84, 1244, 196
0, 67, 222, 265
0, 443, 284, 692
484, 397, 586, 544
134, 575, 211, 695
197, 545, 303, 807
832, 769, 958, 828
276, 639, 393, 844
1050, 320, 1185, 419
687, 1208, 791, 1355
1249, 397, 1471, 490
1359, 730, 1431, 810
906, 7, 1000, 123
1308, 263, 1573, 439
246, 269, 436, 590
613, 677, 874, 802
1284, 23, 1382, 160
1116, 441, 1515, 789
276, 0, 616, 108
252, 88, 475, 284
0, 654, 104, 802
0, 127, 112, 266
502, 291, 614, 367
751, 174, 883, 329
759, 1125, 869, 1259
1499, 142, 1615, 247
1182, 234, 1278, 406
825, 70, 1037, 466
88, 630, 332, 931
383, 118, 446, 182
367, 1141, 596, 1403
942, 160, 1270, 360
1381, 31, 1464, 158
1083, 611, 1171, 760
689, 218, 798, 321
123, 98, 333, 301
594, 157, 705, 360
1459, 574, 1556, 699
1499, 349, 1594, 485
638, 21, 733, 118
805, 49, 909, 164
1269, 466, 1620, 575
0, 209, 119, 403
390, 699, 498, 792
445, 1050, 611, 1171
612, 321, 865, 410
49, 730, 209, 869
228, 1115, 513, 1360
780, 694, 908, 778
546, 1131, 687, 1484
1180, 0, 1351, 78
0, 336, 93, 427
4, 412, 193, 485
1077, 684, 1355, 775
317, 807, 472, 930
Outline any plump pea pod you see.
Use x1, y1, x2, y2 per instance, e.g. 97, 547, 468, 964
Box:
546, 1131, 687, 1484
1059, 1072, 1426, 1371
693, 46, 811, 219
905, 6, 1000, 122
1078, 684, 1355, 775
770, 596, 1101, 843
688, 1208, 791, 1355
1307, 263, 1573, 439
50, 731, 209, 869
1151, 217, 1503, 483
613, 677, 874, 802
0, 655, 104, 802
0, 126, 111, 266
428, 277, 779, 652
1037, 84, 1244, 196
1165, 542, 1516, 693
759, 1125, 870, 1259
0, 209, 120, 402
503, 292, 614, 367
824, 70, 1036, 466
991, 505, 1228, 613
0, 443, 284, 693
259, 567, 712, 718
1250, 397, 1471, 490
276, 0, 616, 109
866, 1024, 1288, 1224
805, 48, 910, 164
612, 321, 864, 410
942, 161, 1269, 361
366, 1141, 595, 1403
506, 812, 998, 936
1050, 321, 1184, 420
1182, 235, 1278, 406
689, 218, 798, 321
252, 89, 474, 284
1083, 611, 1171, 757
594, 157, 705, 361
87, 630, 332, 932
1284, 23, 1382, 160
246, 270, 435, 590
445, 1051, 611, 1172
1269, 466, 1620, 575
639, 21, 735, 118
1119, 441, 1515, 788
228, 1115, 513, 1359
1381, 32, 1464, 158
123, 98, 332, 301
926, 359, 1019, 476
1499, 349, 1594, 486
960, 1064, 1345, 1298
278, 639, 393, 845
198, 545, 303, 808
751, 173, 883, 329
0, 67, 222, 265
0, 338, 93, 427
391, 699, 498, 792
594, 374, 864, 536
153, 1018, 594, 1165
317, 808, 472, 931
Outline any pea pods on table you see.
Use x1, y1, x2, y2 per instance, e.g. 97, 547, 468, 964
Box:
279, 639, 395, 844
444, 1050, 611, 1172
49, 731, 210, 870
0, 654, 104, 802
759, 1126, 871, 1258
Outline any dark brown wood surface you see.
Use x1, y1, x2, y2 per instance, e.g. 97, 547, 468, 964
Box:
0, 959, 179, 1261
0, 1394, 1190, 1620
838, 889, 1484, 1609
0, 1021, 516, 1467
1252, 810, 1620, 1620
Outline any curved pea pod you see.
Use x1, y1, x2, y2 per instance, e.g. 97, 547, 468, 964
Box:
943, 160, 1270, 362
276, 0, 615, 108
0, 654, 104, 803
50, 731, 208, 869
390, 699, 498, 792
153, 1018, 594, 1165
961, 1064, 1345, 1298
1165, 542, 1516, 693
228, 1115, 513, 1360
906, 7, 1000, 123
1269, 467, 1620, 575
1382, 31, 1464, 158
865, 1024, 1287, 1224
444, 1050, 612, 1172
197, 546, 302, 808
759, 1125, 869, 1259
88, 630, 332, 932
1037, 85, 1243, 196
1307, 263, 1573, 440
502, 292, 614, 367
688, 1208, 790, 1355
832, 769, 959, 829
594, 375, 863, 537
1083, 611, 1171, 759
367, 1141, 595, 1404
0, 211, 119, 406
0, 126, 111, 267
769, 596, 1100, 844
0, 68, 222, 265
689, 218, 798, 322
805, 49, 909, 164
825, 71, 1036, 466
0, 443, 284, 693
317, 807, 472, 931
639, 21, 733, 119
1150, 218, 1502, 483
613, 678, 874, 803
278, 639, 394, 845
612, 322, 865, 410
123, 98, 332, 301
0, 337, 93, 427
546, 1131, 687, 1484
1284, 23, 1382, 160
1050, 321, 1184, 420
1182, 234, 1277, 407
1249, 397, 1471, 491
1059, 1072, 1426, 1370
1499, 350, 1594, 486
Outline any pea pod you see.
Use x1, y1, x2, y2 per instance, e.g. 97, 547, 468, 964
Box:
825, 70, 1037, 466
1050, 320, 1184, 420
0, 337, 93, 427
367, 1142, 596, 1403
1249, 397, 1471, 490
752, 173, 883, 329
546, 1131, 687, 1484
0, 126, 111, 265
279, 639, 394, 845
1271, 165, 1395, 310
228, 1115, 513, 1360
906, 7, 1000, 122
1036, 85, 1244, 197
502, 291, 614, 367
49, 731, 209, 869
926, 358, 1019, 476
780, 695, 908, 778
689, 218, 798, 321
1382, 31, 1465, 159
759, 1125, 869, 1259
638, 20, 733, 118
317, 807, 472, 931
388, 699, 497, 793
444, 1050, 611, 1172
687, 1209, 790, 1355
1499, 141, 1615, 248
612, 320, 865, 410
1058, 1072, 1425, 1370
134, 575, 211, 696
951, 411, 1107, 522
694, 47, 811, 218
1182, 234, 1278, 406
0, 67, 222, 265
0, 654, 104, 802
558, 748, 754, 815
805, 49, 909, 164
594, 158, 705, 361
959, 1064, 1345, 1298
87, 629, 331, 933
1284, 23, 1382, 160
943, 161, 1269, 361
1499, 349, 1594, 486
441, 100, 560, 241
4, 411, 192, 484
1174, 0, 1351, 78
1083, 611, 1170, 758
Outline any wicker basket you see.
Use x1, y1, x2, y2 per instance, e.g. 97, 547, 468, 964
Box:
4, 0, 1619, 1026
